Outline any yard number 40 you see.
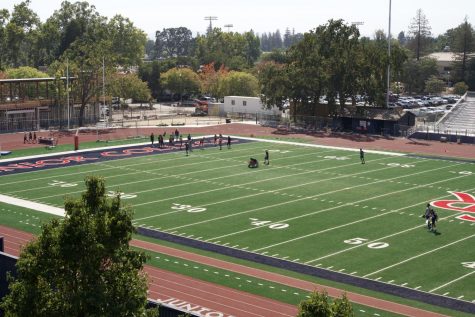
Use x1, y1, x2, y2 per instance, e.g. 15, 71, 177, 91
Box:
462, 262, 475, 269
344, 237, 389, 249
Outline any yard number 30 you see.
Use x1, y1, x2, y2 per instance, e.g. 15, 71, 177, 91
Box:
171, 203, 206, 213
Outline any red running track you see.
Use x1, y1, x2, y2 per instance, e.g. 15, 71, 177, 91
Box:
0, 225, 296, 317
0, 225, 449, 317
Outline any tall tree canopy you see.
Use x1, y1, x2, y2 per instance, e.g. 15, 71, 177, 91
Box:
195, 28, 261, 70
407, 9, 432, 60
0, 176, 155, 317
161, 67, 201, 100
447, 18, 475, 85
155, 27, 194, 59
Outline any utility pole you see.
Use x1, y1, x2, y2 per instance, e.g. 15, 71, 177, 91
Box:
386, 0, 392, 108
204, 16, 218, 34
224, 24, 233, 32
66, 58, 70, 130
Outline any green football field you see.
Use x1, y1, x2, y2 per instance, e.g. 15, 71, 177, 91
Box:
1, 137, 474, 307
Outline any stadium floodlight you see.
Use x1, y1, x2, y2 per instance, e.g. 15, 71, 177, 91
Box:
224, 24, 233, 32
204, 16, 218, 33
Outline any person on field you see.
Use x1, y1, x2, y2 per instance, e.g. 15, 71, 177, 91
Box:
179, 135, 183, 149
23, 132, 27, 144
185, 142, 189, 156
175, 129, 179, 141
264, 150, 269, 165
214, 134, 218, 146
33, 132, 37, 143
199, 137, 204, 149
158, 134, 164, 148
218, 136, 223, 150
423, 203, 432, 230
360, 148, 365, 164
28, 131, 32, 143
430, 208, 438, 232
248, 158, 258, 168
227, 135, 231, 149
150, 133, 155, 146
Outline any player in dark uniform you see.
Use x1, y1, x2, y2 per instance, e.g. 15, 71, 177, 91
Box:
150, 133, 155, 146
423, 203, 432, 230
430, 209, 438, 232
360, 148, 365, 164
227, 135, 231, 149
185, 142, 189, 156
264, 150, 269, 165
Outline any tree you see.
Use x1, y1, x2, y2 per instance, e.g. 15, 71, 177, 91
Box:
219, 71, 259, 98
449, 18, 475, 84
194, 28, 261, 71
161, 67, 201, 101
397, 31, 406, 46
297, 290, 354, 317
283, 27, 292, 48
199, 62, 229, 98
108, 73, 151, 104
297, 290, 332, 317
331, 293, 354, 317
5, 66, 47, 79
0, 9, 9, 70
4, 0, 41, 67
0, 176, 155, 317
401, 57, 438, 94
155, 27, 194, 58
257, 61, 290, 110
407, 9, 432, 60
139, 60, 161, 99
108, 15, 147, 68
425, 75, 445, 94
453, 81, 468, 95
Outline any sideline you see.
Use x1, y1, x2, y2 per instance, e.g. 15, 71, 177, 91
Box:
0, 194, 64, 216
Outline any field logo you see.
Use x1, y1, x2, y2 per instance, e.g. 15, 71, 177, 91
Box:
431, 192, 475, 222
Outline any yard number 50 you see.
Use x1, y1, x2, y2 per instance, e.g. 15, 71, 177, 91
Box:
344, 237, 389, 249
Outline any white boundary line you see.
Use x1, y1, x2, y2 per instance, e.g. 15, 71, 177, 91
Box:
363, 234, 475, 278
429, 271, 475, 293
0, 194, 64, 216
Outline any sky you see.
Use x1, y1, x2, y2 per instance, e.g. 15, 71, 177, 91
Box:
2, 0, 473, 39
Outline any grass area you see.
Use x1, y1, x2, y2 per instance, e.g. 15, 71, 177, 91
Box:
1, 137, 474, 316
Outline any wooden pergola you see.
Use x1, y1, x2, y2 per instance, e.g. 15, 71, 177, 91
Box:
0, 77, 76, 132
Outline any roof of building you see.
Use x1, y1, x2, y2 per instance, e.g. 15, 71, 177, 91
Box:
0, 77, 76, 84
426, 52, 475, 62
340, 106, 413, 121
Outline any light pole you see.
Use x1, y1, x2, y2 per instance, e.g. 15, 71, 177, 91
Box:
179, 72, 182, 106
447, 71, 450, 87
386, 0, 392, 108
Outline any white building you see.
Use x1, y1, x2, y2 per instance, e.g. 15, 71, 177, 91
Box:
221, 96, 282, 116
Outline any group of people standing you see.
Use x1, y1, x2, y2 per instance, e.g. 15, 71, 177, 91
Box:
23, 131, 37, 144
150, 130, 236, 156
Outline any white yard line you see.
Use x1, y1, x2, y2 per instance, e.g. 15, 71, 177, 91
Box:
18, 148, 338, 200
363, 234, 475, 278
303, 187, 475, 264
235, 136, 407, 157
0, 142, 266, 186
202, 163, 463, 243
134, 155, 397, 221
429, 271, 475, 293
0, 194, 65, 216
